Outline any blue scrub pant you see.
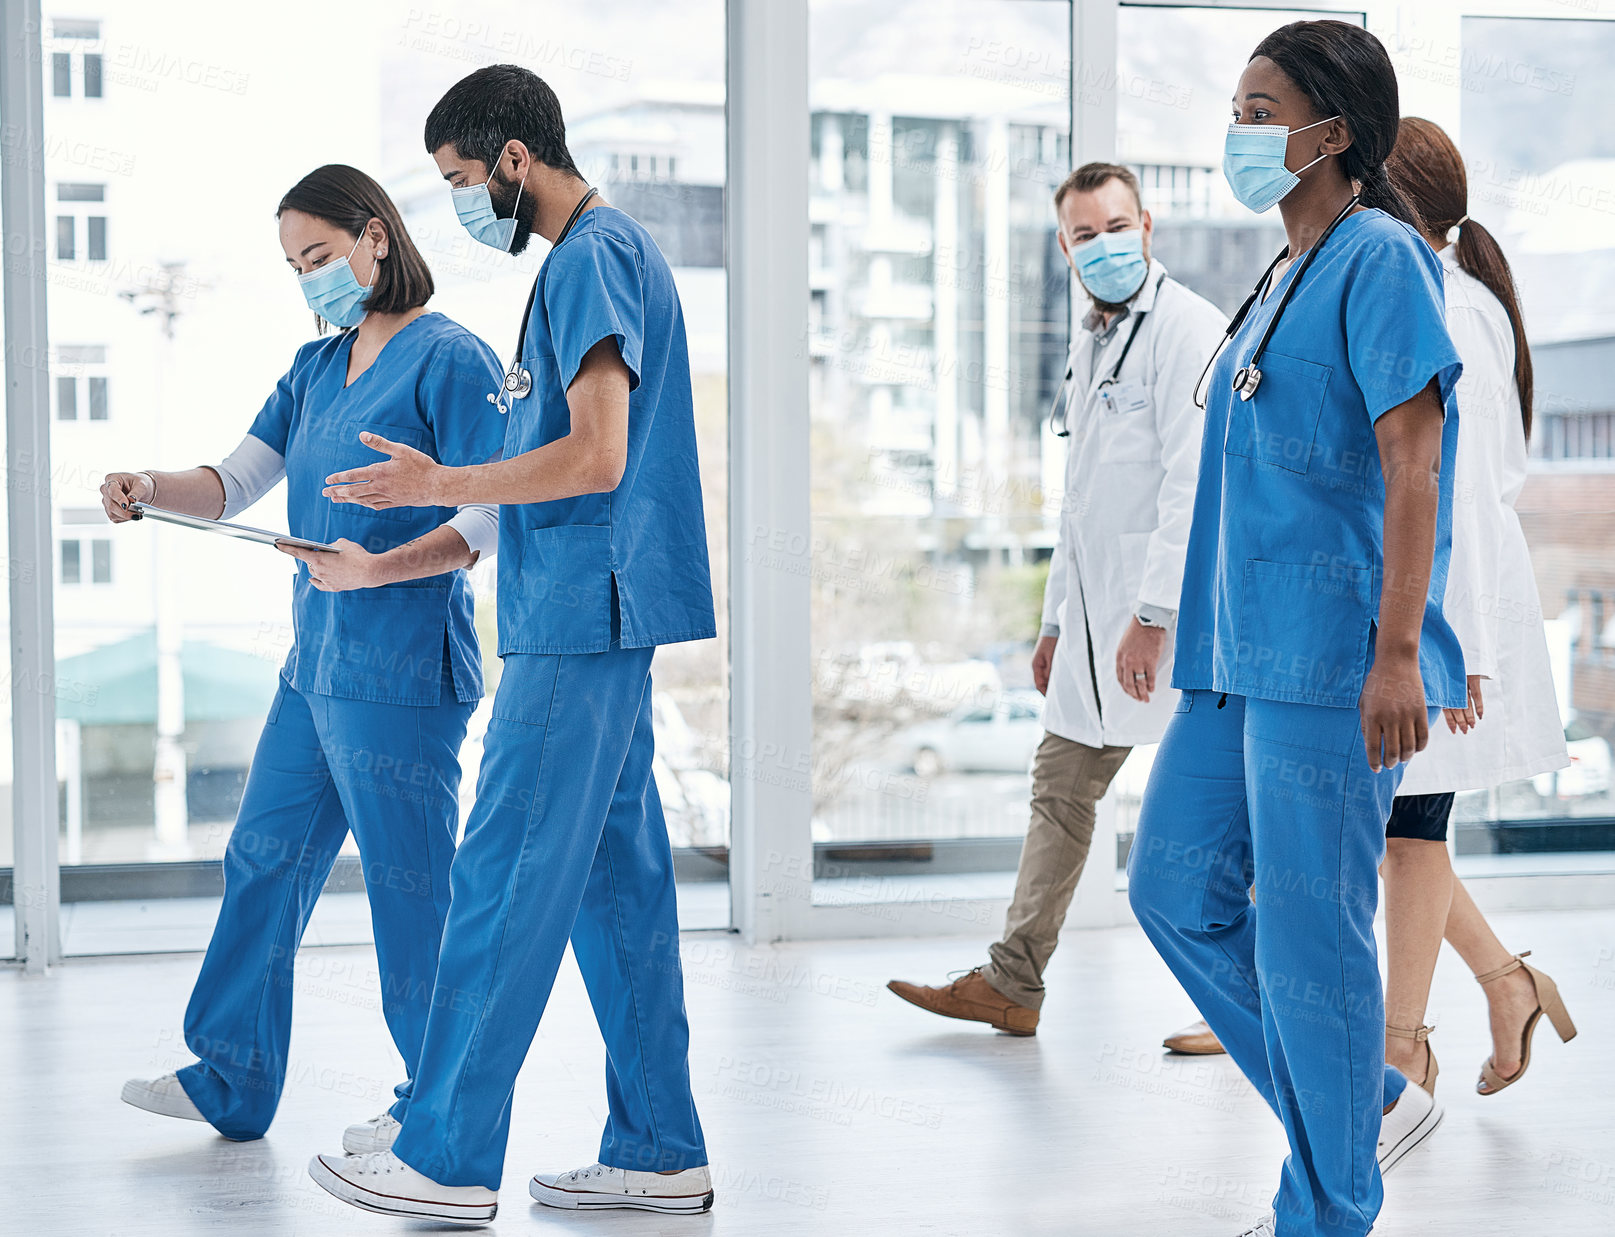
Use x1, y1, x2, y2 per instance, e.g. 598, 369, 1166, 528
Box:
176, 675, 472, 1140
391, 645, 706, 1190
1128, 690, 1409, 1237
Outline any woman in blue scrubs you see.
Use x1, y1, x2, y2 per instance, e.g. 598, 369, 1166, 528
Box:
103, 164, 506, 1144
1126, 22, 1465, 1237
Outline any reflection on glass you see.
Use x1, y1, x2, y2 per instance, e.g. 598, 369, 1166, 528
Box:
1460, 15, 1615, 861
808, 0, 1070, 845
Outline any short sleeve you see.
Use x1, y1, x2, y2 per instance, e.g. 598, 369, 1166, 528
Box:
419, 331, 509, 469
1344, 228, 1463, 421
245, 347, 310, 455
542, 231, 645, 393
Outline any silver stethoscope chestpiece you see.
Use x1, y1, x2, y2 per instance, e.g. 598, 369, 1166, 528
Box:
1234, 366, 1262, 401
489, 365, 532, 415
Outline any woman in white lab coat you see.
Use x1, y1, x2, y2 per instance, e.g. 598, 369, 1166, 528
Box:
1380, 117, 1577, 1098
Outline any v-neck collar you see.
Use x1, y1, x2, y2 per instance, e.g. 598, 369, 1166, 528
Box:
340, 312, 432, 390
1258, 207, 1371, 306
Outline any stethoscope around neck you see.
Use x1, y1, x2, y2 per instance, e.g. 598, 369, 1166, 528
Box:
489, 185, 600, 414
1048, 266, 1162, 438
1191, 191, 1361, 410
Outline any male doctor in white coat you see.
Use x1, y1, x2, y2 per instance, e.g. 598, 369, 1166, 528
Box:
889, 163, 1226, 1036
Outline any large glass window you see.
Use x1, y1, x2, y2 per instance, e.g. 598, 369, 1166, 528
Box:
381, 0, 731, 929
1456, 13, 1615, 868
40, 0, 730, 950
1117, 6, 1339, 316
807, 0, 1072, 885
1108, 5, 1353, 870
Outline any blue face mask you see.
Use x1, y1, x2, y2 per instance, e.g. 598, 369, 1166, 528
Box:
452, 164, 524, 252
1067, 228, 1148, 304
1222, 115, 1340, 214
297, 231, 373, 329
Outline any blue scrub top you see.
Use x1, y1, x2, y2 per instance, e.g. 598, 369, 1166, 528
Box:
248, 312, 507, 706
1174, 209, 1467, 709
497, 205, 716, 656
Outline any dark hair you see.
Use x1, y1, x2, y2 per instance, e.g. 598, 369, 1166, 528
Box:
1054, 162, 1142, 213
1250, 20, 1418, 228
1387, 117, 1534, 440
424, 64, 580, 177
277, 164, 433, 324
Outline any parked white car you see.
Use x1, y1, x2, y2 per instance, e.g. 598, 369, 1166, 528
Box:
1532, 715, 1612, 800
904, 691, 1045, 778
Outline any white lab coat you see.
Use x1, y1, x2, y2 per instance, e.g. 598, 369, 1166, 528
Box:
1041, 262, 1228, 748
1397, 247, 1569, 795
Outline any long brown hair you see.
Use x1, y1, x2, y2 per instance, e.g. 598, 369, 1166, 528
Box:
1385, 117, 1533, 440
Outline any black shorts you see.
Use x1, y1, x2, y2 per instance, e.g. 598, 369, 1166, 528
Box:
1386, 792, 1453, 842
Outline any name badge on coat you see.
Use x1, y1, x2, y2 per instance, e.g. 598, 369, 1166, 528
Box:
1098, 379, 1150, 416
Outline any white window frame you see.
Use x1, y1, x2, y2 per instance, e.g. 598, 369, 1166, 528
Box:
4, 0, 63, 970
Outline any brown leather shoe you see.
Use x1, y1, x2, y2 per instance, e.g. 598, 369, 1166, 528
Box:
886, 967, 1039, 1036
1162, 1017, 1225, 1055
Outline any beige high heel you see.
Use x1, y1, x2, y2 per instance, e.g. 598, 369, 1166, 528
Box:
1386, 1022, 1439, 1095
1474, 951, 1578, 1096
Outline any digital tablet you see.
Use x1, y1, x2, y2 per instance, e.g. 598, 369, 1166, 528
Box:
127, 503, 337, 553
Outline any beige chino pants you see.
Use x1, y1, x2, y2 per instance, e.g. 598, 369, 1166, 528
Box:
980, 731, 1131, 1010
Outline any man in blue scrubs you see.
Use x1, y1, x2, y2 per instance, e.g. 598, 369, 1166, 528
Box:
307, 65, 715, 1224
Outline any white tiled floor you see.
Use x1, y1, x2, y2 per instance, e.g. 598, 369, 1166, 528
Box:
3, 908, 1612, 1235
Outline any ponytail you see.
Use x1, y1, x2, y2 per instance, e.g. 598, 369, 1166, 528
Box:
1453, 218, 1534, 440
1385, 116, 1534, 441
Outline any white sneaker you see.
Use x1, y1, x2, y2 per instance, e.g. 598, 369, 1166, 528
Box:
342, 1111, 401, 1154
1377, 1080, 1443, 1174
1235, 1215, 1275, 1237
529, 1162, 715, 1214
121, 1073, 206, 1122
308, 1151, 496, 1225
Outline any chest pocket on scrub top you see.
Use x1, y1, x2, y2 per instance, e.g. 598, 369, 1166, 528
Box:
1224, 351, 1332, 476
331, 422, 435, 523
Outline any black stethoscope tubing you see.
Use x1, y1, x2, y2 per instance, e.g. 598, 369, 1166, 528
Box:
491, 185, 600, 412
1050, 266, 1161, 438
1192, 192, 1361, 409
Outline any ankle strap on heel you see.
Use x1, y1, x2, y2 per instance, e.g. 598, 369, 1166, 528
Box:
1386, 1022, 1434, 1042
1475, 950, 1532, 986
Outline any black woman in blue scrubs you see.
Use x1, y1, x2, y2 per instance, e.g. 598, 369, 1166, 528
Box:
1126, 22, 1466, 1237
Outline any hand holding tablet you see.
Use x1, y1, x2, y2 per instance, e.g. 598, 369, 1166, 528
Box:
127, 502, 337, 553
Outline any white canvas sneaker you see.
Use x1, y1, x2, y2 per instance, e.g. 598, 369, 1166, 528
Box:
1378, 1080, 1444, 1174
121, 1073, 206, 1122
308, 1150, 496, 1225
529, 1162, 715, 1214
342, 1111, 401, 1154
1235, 1213, 1275, 1236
